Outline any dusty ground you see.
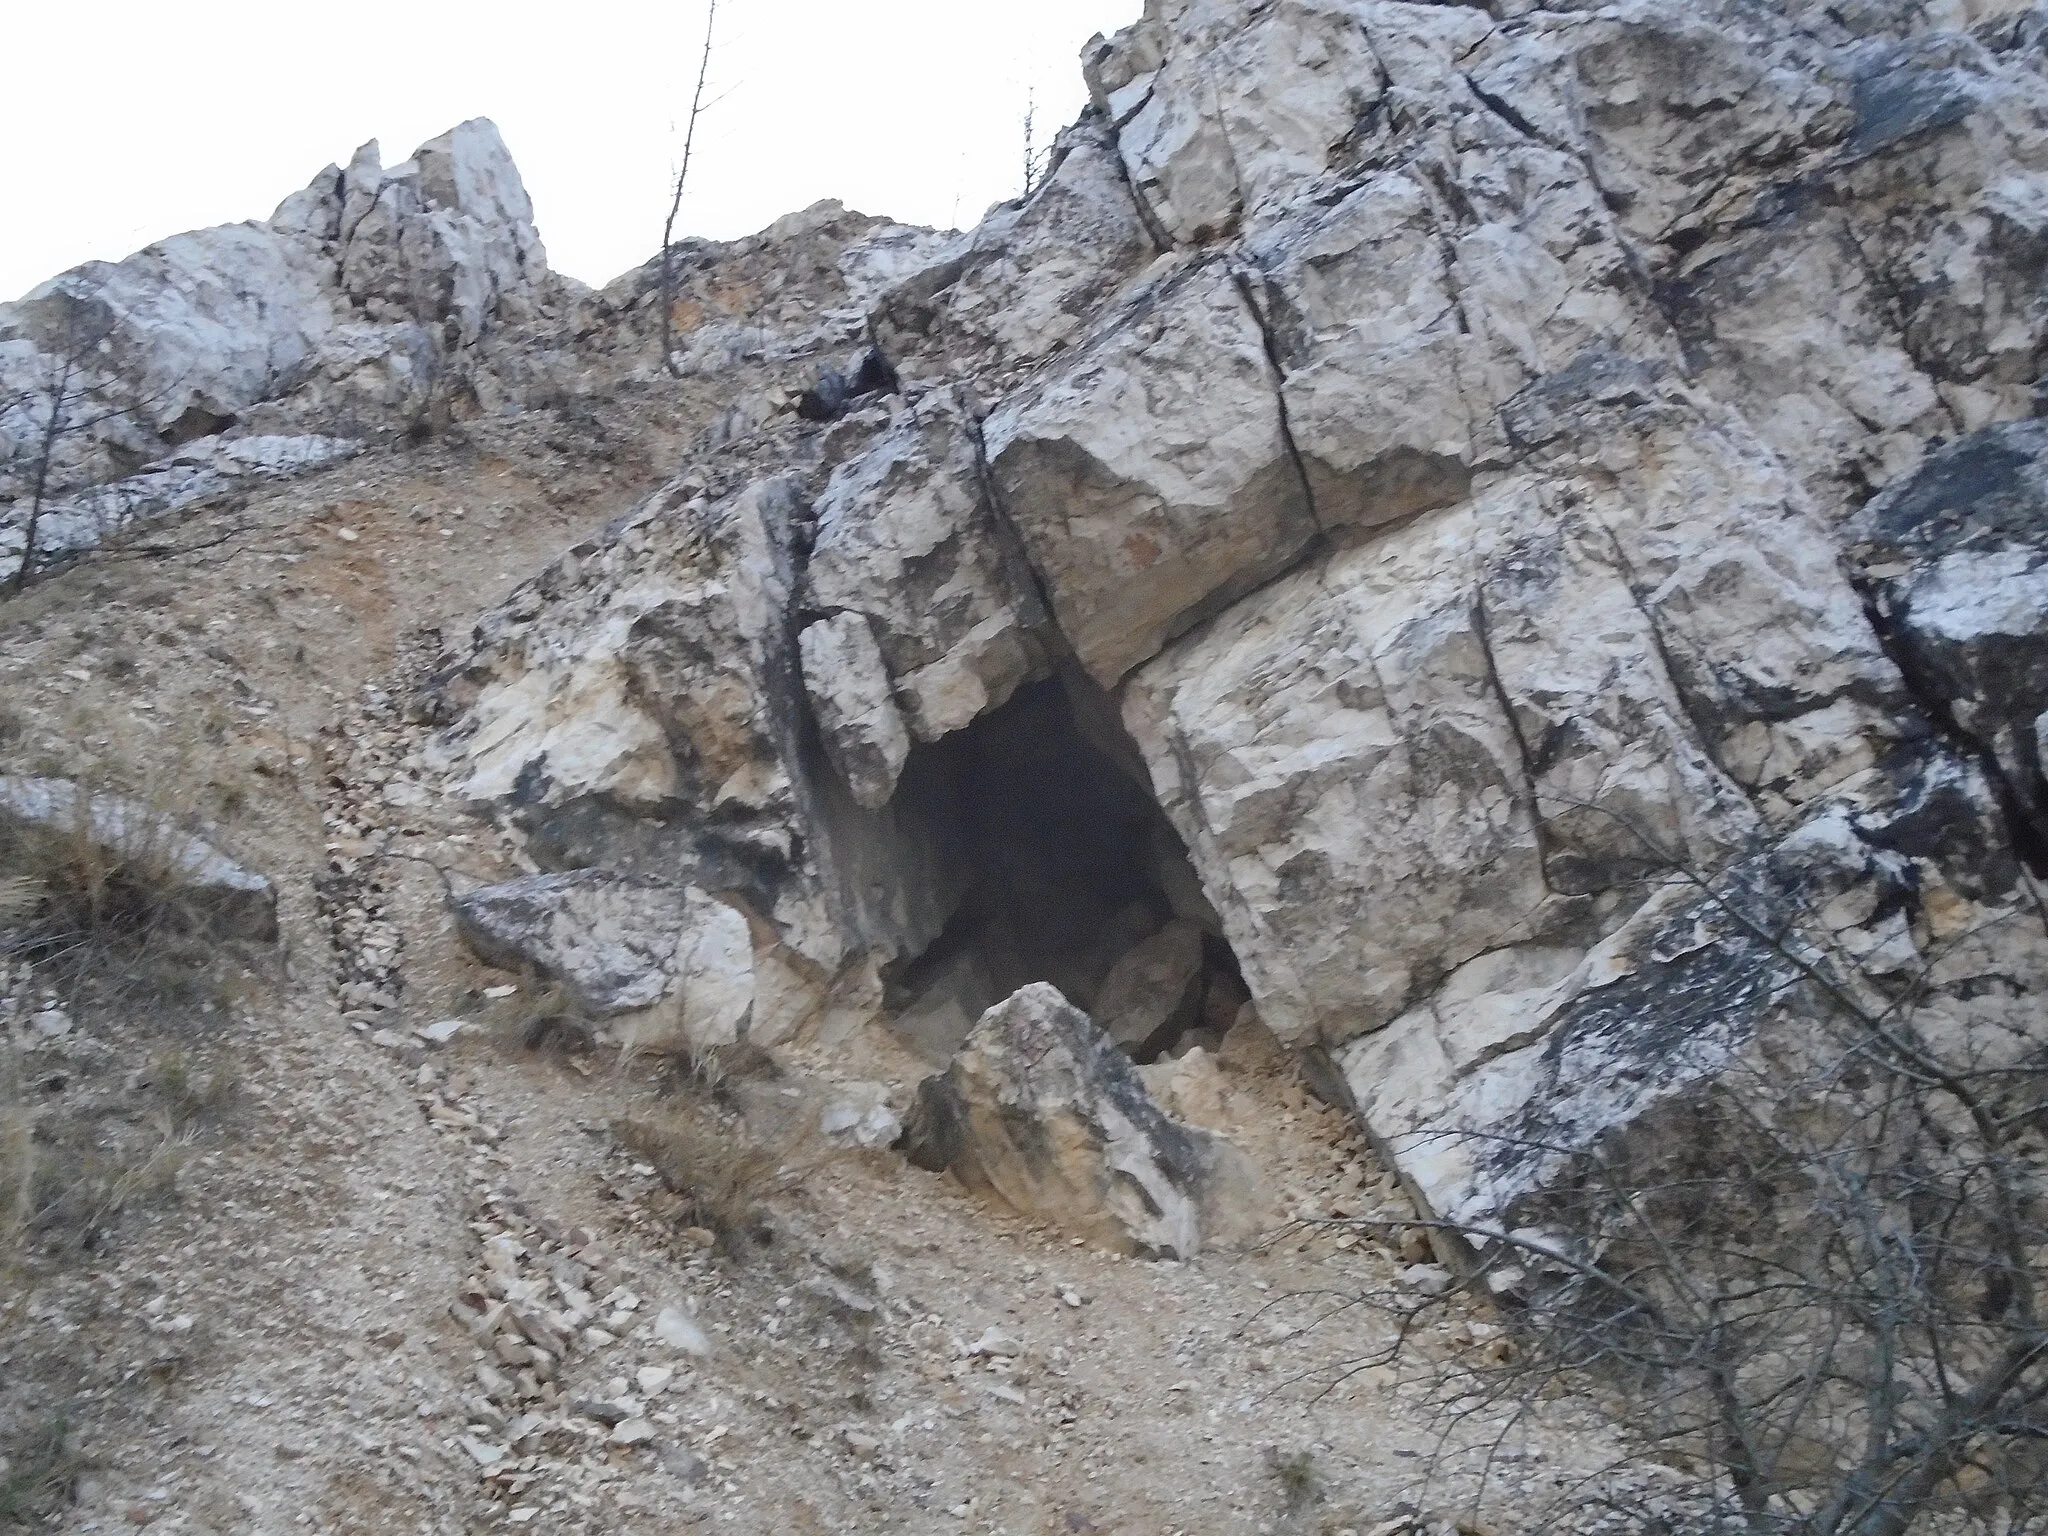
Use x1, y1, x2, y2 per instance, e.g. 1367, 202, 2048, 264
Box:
0, 394, 1653, 1535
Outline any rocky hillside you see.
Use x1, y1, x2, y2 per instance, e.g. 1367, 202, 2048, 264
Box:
435, 0, 2048, 1236
4, 0, 2048, 1531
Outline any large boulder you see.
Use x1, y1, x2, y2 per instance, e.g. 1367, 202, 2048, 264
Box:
1092, 919, 1207, 1057
1338, 743, 2041, 1231
454, 870, 754, 1052
983, 258, 1317, 687
1122, 361, 1898, 1052
901, 984, 1264, 1258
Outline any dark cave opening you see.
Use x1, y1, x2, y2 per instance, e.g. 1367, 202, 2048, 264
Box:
160, 405, 238, 448
879, 675, 1251, 1064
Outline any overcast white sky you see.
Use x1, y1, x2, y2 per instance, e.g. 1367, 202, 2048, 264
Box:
2, 0, 1141, 303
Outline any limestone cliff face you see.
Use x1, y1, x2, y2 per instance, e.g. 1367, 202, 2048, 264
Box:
15, 1, 2048, 1240
431, 0, 2048, 1234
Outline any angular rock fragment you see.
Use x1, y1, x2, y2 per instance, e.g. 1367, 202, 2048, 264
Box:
799, 612, 911, 810
455, 870, 753, 1050
870, 118, 1157, 373
804, 388, 1051, 742
1092, 919, 1206, 1057
901, 983, 1263, 1257
0, 776, 276, 941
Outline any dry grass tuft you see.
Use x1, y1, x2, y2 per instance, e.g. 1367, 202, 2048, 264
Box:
0, 1412, 88, 1530
1265, 1447, 1322, 1514
613, 1104, 835, 1253
0, 1095, 33, 1255
0, 878, 41, 924
27, 1121, 190, 1257
143, 1048, 238, 1133
1, 1039, 194, 1266
486, 974, 593, 1055
0, 773, 263, 1018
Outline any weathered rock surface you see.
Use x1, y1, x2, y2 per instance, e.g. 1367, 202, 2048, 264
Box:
408, 0, 2048, 1239
1339, 742, 2041, 1229
0, 776, 277, 941
432, 477, 834, 953
0, 434, 358, 580
455, 870, 754, 1051
802, 389, 1050, 743
901, 984, 1263, 1257
1093, 919, 1207, 1057
984, 258, 1317, 687
799, 612, 912, 811
0, 118, 562, 532
869, 119, 1159, 382
1848, 419, 2048, 837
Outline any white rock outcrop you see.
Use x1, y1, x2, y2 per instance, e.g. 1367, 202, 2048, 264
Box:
0, 118, 559, 569
455, 870, 755, 1053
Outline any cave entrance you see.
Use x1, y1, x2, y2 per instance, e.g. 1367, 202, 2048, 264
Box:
881, 674, 1250, 1065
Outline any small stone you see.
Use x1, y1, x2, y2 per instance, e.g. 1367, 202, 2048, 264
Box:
418, 1018, 467, 1046
636, 1365, 675, 1397
818, 1083, 902, 1148
583, 1327, 618, 1349
369, 1029, 408, 1050
654, 1306, 711, 1357
658, 1445, 709, 1484
482, 1235, 523, 1275
610, 1418, 658, 1447
967, 1328, 1022, 1358
458, 1437, 507, 1468
475, 1364, 515, 1402
30, 1007, 72, 1039
1399, 1264, 1454, 1297
483, 985, 519, 999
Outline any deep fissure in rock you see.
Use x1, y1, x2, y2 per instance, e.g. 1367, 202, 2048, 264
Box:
880, 676, 1249, 1064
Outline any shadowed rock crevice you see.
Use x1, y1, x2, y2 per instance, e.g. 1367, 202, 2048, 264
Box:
1846, 420, 2048, 875
875, 675, 1249, 1066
